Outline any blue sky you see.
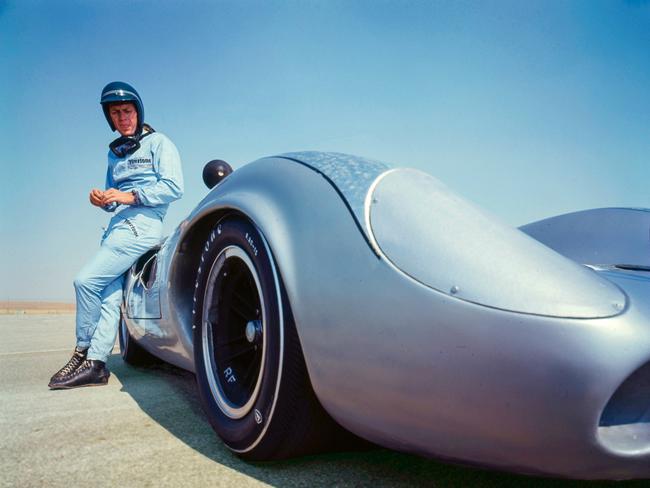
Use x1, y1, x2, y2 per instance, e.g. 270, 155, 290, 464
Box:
1, 0, 649, 301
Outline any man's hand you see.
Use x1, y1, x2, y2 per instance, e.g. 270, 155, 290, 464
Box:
102, 188, 136, 206
89, 189, 105, 207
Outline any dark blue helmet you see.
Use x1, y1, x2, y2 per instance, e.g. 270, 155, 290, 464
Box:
100, 81, 144, 132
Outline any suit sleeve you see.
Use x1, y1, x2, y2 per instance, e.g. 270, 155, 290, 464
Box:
133, 136, 184, 206
102, 164, 118, 212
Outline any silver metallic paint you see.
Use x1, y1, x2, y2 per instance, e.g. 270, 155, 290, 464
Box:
280, 151, 390, 232
520, 207, 650, 267
368, 168, 625, 318
122, 152, 650, 479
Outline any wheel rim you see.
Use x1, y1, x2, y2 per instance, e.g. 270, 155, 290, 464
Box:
202, 245, 266, 419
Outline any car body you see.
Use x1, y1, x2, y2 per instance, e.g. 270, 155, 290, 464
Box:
120, 151, 650, 479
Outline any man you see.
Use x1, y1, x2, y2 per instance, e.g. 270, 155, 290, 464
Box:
48, 81, 184, 389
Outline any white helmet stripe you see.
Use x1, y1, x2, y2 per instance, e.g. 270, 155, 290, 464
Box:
102, 89, 140, 100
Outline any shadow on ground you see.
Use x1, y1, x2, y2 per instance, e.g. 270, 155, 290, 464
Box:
109, 355, 647, 487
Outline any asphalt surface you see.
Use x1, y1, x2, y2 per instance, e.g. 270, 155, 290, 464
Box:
1, 314, 647, 488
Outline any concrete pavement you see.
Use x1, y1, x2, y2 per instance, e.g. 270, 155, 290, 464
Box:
1, 314, 644, 487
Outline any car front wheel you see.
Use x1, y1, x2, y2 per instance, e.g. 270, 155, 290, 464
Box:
192, 216, 352, 460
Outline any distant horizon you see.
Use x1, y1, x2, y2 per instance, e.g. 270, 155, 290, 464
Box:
0, 301, 76, 315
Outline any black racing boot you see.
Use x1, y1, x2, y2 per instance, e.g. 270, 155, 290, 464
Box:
48, 359, 110, 390
48, 346, 88, 387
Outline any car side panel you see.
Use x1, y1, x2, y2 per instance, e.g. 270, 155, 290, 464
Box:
124, 157, 650, 478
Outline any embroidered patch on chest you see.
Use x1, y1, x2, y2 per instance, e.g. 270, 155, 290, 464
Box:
127, 157, 153, 169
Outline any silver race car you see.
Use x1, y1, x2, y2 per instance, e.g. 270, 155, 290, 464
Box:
120, 152, 650, 479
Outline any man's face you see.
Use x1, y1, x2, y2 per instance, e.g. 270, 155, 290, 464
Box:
108, 102, 138, 136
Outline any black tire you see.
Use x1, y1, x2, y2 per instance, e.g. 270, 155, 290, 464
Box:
193, 216, 354, 460
118, 312, 155, 366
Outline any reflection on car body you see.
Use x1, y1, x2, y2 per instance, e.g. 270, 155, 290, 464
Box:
121, 152, 650, 480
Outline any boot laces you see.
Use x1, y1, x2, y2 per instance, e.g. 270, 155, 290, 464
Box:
56, 351, 86, 378
64, 360, 94, 380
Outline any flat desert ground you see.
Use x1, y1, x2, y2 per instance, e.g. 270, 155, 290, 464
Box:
1, 311, 646, 487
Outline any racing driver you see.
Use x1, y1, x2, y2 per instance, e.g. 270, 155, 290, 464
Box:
48, 81, 184, 389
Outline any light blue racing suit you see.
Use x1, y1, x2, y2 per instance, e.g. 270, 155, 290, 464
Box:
74, 131, 183, 362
